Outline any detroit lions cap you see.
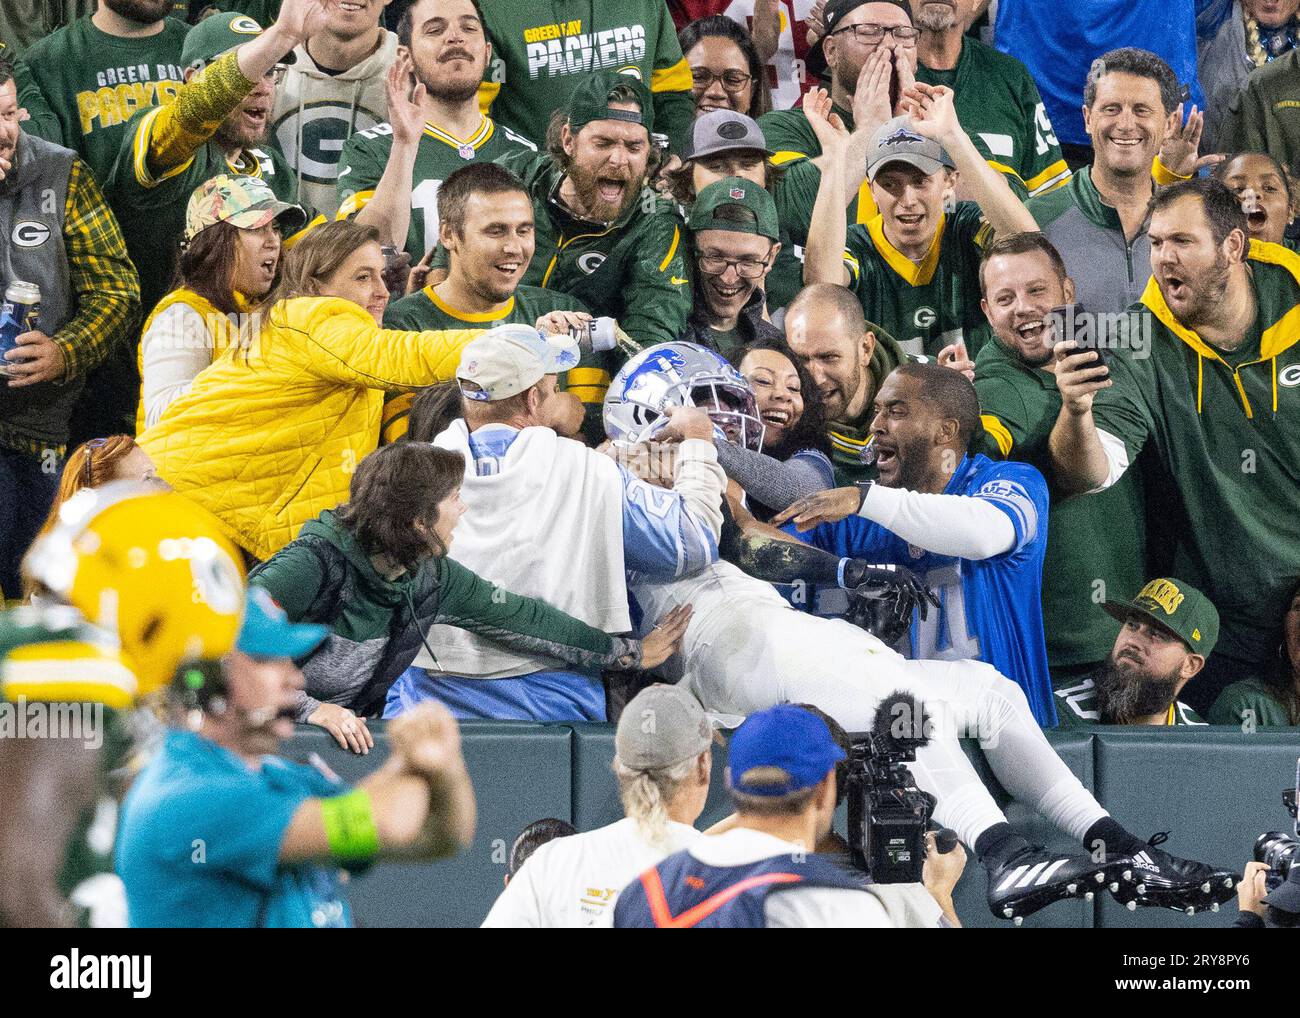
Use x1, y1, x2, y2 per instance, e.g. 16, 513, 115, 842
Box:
456, 324, 580, 402
866, 115, 955, 181
727, 704, 845, 797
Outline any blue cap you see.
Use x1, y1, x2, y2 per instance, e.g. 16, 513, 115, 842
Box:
237, 587, 329, 659
726, 704, 845, 797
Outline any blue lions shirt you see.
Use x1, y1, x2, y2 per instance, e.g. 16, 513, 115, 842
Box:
117, 729, 356, 927
789, 455, 1057, 726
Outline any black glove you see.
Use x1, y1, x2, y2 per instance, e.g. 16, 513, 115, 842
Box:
842, 562, 938, 645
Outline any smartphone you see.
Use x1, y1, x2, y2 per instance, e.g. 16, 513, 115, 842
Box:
1049, 303, 1109, 366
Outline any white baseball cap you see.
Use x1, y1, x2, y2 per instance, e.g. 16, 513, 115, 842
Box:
456, 325, 580, 402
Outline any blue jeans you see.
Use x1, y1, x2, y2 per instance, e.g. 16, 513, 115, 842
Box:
0, 448, 60, 601
384, 666, 606, 722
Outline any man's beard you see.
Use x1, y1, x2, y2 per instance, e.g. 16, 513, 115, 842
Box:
1093, 657, 1183, 724
566, 160, 642, 223
1172, 252, 1233, 330
416, 51, 485, 104
916, 1, 958, 31
215, 115, 268, 153
885, 432, 933, 490
105, 0, 173, 25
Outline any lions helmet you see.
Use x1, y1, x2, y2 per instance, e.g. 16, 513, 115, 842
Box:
603, 342, 765, 451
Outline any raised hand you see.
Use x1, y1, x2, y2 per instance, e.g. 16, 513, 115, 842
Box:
1052, 340, 1111, 416
900, 83, 961, 147
1158, 103, 1224, 178
802, 86, 850, 155
273, 0, 334, 48
851, 46, 894, 134
387, 53, 428, 148
937, 341, 975, 381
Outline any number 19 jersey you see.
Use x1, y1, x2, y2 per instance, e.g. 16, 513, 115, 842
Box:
336, 116, 538, 261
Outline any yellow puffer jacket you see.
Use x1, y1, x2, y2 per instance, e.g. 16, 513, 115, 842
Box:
138, 296, 481, 561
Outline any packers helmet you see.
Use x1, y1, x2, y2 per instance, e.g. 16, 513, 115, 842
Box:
23, 483, 247, 696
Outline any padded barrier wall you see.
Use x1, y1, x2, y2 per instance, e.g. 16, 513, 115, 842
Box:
284, 723, 1299, 928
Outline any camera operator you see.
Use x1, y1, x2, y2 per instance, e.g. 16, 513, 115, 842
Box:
613, 704, 953, 927
1234, 861, 1300, 929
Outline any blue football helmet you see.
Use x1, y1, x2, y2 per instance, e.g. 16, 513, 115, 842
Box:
603, 342, 765, 451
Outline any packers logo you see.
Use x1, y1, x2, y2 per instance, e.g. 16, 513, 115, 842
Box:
274, 104, 383, 185
914, 306, 937, 328
577, 252, 607, 274
1135, 579, 1184, 616
1279, 364, 1300, 387
229, 15, 262, 34
12, 221, 50, 248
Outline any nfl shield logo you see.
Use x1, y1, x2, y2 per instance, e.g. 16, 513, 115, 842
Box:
458, 144, 475, 159
729, 187, 745, 199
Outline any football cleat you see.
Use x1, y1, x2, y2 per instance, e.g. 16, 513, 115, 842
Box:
1109, 832, 1239, 913
987, 844, 1133, 922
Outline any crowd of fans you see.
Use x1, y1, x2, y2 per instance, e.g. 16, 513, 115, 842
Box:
1, 0, 1298, 929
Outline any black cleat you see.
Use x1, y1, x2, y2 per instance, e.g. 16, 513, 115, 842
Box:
1110, 833, 1238, 914
987, 845, 1133, 924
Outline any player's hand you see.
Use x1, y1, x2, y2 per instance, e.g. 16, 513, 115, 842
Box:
1158, 103, 1224, 179
656, 405, 716, 443
937, 341, 975, 381
388, 701, 467, 784
771, 485, 861, 530
850, 47, 893, 133
535, 309, 590, 337
4, 330, 65, 387
307, 702, 373, 755
899, 83, 961, 148
803, 87, 850, 156
923, 830, 967, 900
1052, 339, 1111, 416
1236, 861, 1270, 917
386, 52, 428, 148
272, 0, 333, 48
406, 247, 435, 294
845, 561, 939, 616
636, 604, 694, 669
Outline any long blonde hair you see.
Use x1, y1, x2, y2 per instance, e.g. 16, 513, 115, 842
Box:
613, 755, 698, 847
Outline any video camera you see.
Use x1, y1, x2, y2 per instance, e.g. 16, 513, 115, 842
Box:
1253, 760, 1300, 897
845, 692, 945, 883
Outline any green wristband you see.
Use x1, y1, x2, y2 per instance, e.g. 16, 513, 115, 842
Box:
320, 788, 380, 862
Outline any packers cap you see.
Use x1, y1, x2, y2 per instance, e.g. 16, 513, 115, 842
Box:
688, 177, 780, 241
181, 12, 295, 70
456, 324, 579, 402
867, 115, 955, 180
1103, 578, 1220, 656
184, 174, 306, 242
566, 70, 654, 136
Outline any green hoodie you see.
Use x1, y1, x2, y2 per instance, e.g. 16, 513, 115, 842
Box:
250, 509, 640, 719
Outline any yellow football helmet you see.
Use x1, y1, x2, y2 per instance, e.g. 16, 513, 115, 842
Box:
23, 482, 247, 696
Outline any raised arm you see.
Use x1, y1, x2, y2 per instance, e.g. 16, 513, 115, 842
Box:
353, 55, 425, 249
802, 88, 852, 287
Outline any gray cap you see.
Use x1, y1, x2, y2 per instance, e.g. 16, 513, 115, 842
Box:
866, 115, 955, 181
684, 109, 772, 162
615, 684, 712, 771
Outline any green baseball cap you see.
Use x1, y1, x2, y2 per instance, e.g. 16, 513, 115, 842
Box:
181, 11, 293, 70
688, 177, 780, 241
1103, 577, 1220, 656
566, 70, 654, 137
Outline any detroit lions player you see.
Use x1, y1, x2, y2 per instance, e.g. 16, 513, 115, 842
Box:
605, 342, 1238, 922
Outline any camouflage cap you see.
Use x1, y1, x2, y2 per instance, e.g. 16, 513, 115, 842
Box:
183, 174, 307, 243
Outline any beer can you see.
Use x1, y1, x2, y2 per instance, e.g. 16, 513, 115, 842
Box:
0, 280, 41, 376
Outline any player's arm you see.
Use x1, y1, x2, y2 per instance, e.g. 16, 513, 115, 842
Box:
351, 56, 424, 250
902, 83, 1036, 241
801, 89, 852, 287
279, 703, 476, 864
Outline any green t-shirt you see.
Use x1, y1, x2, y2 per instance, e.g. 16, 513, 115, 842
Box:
843, 200, 988, 358
336, 116, 538, 264
1208, 677, 1298, 728
1089, 246, 1300, 672
1052, 675, 1206, 727
15, 16, 190, 184
974, 337, 1148, 668
915, 37, 1069, 199
480, 0, 695, 152
107, 105, 311, 316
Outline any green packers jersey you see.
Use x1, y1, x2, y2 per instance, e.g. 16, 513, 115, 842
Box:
0, 604, 138, 927
1090, 243, 1300, 674
15, 16, 189, 184
915, 37, 1069, 199
382, 284, 611, 442
336, 116, 538, 263
1052, 676, 1206, 727
843, 201, 988, 358
479, 0, 695, 152
107, 106, 314, 316
974, 337, 1147, 668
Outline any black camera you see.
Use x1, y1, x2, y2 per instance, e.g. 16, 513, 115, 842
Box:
1254, 777, 1300, 894
845, 692, 936, 883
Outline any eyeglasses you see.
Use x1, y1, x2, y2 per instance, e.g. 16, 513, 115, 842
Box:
82, 437, 108, 487
691, 68, 754, 93
830, 23, 921, 45
696, 251, 770, 279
